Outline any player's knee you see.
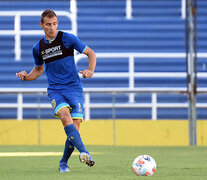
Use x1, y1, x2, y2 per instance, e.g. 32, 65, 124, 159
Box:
57, 108, 72, 124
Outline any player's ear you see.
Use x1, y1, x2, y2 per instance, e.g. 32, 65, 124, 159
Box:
40, 22, 43, 29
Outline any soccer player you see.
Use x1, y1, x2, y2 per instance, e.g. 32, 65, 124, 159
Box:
16, 9, 96, 172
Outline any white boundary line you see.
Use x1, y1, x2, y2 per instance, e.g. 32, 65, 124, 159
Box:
0, 152, 102, 157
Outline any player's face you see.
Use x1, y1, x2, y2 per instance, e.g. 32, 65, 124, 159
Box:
40, 16, 58, 39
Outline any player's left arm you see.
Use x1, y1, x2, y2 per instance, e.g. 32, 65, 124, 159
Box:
80, 47, 96, 78
64, 33, 96, 78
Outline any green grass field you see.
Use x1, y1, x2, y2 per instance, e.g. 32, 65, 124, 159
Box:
0, 145, 207, 180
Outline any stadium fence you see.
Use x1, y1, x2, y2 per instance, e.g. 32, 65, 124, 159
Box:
0, 87, 207, 120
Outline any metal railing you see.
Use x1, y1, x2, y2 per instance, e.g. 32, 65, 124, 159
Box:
125, 0, 187, 19
0, 51, 206, 120
0, 11, 77, 61
76, 52, 207, 103
126, 0, 132, 19
0, 87, 207, 121
181, 0, 186, 19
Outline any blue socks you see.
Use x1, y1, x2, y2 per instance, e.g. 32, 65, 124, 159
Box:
60, 138, 74, 164
64, 124, 88, 154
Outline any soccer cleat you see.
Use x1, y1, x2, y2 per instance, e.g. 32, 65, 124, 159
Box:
58, 162, 70, 172
79, 152, 95, 167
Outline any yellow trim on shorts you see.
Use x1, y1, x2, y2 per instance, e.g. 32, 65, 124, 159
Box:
56, 106, 69, 114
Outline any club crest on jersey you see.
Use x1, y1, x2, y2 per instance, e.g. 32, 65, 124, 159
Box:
51, 99, 56, 109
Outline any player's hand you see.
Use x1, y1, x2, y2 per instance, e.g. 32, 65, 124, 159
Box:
16, 71, 28, 81
80, 70, 94, 78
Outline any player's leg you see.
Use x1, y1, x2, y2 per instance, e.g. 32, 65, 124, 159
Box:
57, 107, 94, 167
49, 90, 94, 168
59, 119, 80, 172
73, 119, 95, 167
73, 119, 81, 131
65, 91, 95, 167
48, 92, 73, 172
59, 138, 74, 172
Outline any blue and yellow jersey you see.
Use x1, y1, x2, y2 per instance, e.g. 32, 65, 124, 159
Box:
32, 31, 87, 91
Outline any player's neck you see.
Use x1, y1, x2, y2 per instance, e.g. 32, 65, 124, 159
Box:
45, 32, 58, 43
45, 35, 56, 41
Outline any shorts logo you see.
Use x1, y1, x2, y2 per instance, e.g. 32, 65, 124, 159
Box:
51, 99, 56, 109
78, 103, 82, 112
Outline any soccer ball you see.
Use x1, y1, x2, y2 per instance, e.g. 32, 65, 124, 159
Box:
132, 154, 156, 176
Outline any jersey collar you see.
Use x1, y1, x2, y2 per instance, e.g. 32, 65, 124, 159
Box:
44, 31, 59, 44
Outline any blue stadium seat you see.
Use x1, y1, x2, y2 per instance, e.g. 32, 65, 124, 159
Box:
0, 0, 207, 119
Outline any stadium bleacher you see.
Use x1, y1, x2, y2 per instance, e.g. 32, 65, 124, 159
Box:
0, 0, 207, 119
77, 0, 185, 52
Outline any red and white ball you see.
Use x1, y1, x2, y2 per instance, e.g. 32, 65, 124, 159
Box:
132, 154, 156, 176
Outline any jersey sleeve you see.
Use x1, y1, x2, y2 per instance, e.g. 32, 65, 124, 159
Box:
62, 32, 87, 54
33, 41, 44, 66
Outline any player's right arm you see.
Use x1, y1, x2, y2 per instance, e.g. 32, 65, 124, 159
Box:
16, 65, 44, 81
16, 40, 44, 81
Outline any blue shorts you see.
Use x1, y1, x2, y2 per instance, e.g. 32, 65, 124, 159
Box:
48, 90, 84, 120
